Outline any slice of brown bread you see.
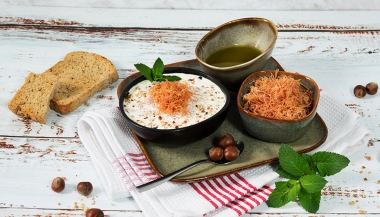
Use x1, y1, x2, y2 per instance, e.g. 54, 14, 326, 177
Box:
8, 72, 59, 124
43, 51, 119, 114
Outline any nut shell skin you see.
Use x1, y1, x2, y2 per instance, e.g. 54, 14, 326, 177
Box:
218, 134, 236, 148
51, 177, 65, 193
86, 208, 104, 217
354, 85, 367, 98
366, 82, 378, 95
224, 145, 240, 161
209, 146, 223, 162
77, 182, 93, 196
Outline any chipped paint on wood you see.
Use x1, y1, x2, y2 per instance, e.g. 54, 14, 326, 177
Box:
0, 8, 380, 216
2, 7, 380, 30
1, 20, 379, 142
277, 23, 368, 30
0, 16, 84, 26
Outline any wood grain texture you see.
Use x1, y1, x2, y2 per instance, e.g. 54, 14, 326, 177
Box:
1, 6, 380, 30
1, 27, 379, 139
1, 137, 378, 215
0, 137, 140, 212
3, 0, 380, 10
0, 209, 144, 217
0, 7, 379, 217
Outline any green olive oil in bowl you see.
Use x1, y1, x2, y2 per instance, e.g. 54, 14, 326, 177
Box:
205, 45, 262, 67
195, 17, 278, 90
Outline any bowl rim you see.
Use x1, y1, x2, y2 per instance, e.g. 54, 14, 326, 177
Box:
237, 70, 320, 123
195, 17, 278, 70
118, 66, 231, 133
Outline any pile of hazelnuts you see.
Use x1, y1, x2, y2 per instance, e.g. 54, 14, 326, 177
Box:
354, 82, 378, 98
51, 177, 104, 217
208, 134, 240, 162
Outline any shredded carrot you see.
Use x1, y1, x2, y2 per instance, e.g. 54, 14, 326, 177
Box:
243, 72, 313, 120
149, 80, 193, 115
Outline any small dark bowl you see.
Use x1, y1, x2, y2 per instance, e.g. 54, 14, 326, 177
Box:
118, 67, 230, 142
237, 70, 320, 143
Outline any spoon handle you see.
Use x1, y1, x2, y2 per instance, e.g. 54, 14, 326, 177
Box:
136, 159, 209, 192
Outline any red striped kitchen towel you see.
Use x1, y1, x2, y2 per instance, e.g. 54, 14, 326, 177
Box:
78, 91, 371, 217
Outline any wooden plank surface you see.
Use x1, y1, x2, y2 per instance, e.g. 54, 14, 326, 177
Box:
1, 28, 379, 138
0, 6, 379, 217
3, 0, 380, 11
1, 137, 378, 215
1, 6, 380, 30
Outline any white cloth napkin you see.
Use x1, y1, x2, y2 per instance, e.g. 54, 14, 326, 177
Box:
77, 91, 371, 217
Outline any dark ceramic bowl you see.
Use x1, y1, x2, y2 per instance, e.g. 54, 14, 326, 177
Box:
237, 70, 320, 143
118, 67, 230, 142
195, 17, 278, 90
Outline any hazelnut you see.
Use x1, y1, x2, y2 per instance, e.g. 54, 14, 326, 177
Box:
354, 85, 366, 98
366, 82, 378, 95
209, 146, 223, 162
224, 145, 240, 161
51, 177, 65, 193
77, 182, 93, 196
218, 134, 236, 148
86, 208, 104, 217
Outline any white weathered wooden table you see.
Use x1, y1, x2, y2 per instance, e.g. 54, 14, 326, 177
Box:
1, 5, 379, 217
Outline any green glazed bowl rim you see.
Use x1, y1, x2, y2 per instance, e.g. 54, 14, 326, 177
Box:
237, 70, 320, 123
195, 17, 278, 70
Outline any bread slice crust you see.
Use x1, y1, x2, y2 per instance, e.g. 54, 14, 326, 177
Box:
44, 51, 119, 114
8, 72, 59, 124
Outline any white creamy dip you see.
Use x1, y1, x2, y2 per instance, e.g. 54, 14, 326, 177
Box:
123, 73, 226, 129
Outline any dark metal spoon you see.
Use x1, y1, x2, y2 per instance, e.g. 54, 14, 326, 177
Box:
136, 140, 244, 192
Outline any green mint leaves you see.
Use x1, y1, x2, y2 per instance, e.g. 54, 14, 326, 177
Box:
134, 63, 153, 81
134, 57, 181, 82
267, 144, 349, 213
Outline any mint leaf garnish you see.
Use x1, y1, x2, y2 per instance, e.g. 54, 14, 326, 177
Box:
267, 144, 350, 214
134, 57, 181, 82
134, 63, 153, 82
152, 57, 164, 81
278, 145, 310, 176
266, 187, 291, 208
163, 75, 182, 81
287, 181, 301, 202
299, 175, 327, 193
300, 153, 318, 175
299, 189, 321, 213
300, 153, 312, 164
311, 151, 350, 176
274, 181, 289, 190
276, 165, 300, 180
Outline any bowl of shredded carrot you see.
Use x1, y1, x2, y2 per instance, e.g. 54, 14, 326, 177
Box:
237, 70, 320, 143
119, 67, 230, 142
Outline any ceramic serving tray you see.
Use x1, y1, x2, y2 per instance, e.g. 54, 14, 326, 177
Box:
117, 57, 328, 182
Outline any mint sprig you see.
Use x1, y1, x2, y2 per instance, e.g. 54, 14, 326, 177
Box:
134, 57, 181, 82
267, 144, 349, 213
